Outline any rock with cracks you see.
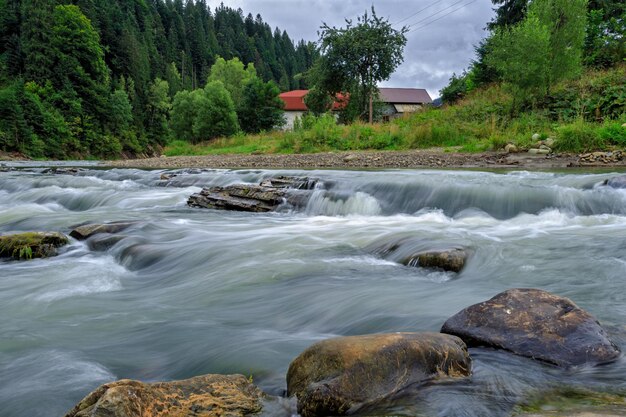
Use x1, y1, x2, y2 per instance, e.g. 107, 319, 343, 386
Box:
64, 374, 266, 417
188, 176, 317, 212
441, 288, 621, 367
0, 232, 69, 260
286, 332, 471, 417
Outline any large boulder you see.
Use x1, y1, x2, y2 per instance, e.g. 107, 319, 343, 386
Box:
64, 374, 265, 417
286, 333, 471, 417
70, 222, 136, 240
0, 232, 69, 260
441, 289, 621, 367
188, 176, 318, 213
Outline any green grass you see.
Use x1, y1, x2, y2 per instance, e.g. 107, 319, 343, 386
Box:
163, 65, 625, 156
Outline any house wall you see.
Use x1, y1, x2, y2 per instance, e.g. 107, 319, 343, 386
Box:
283, 111, 306, 130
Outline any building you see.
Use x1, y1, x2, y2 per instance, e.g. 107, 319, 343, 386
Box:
278, 90, 309, 130
378, 88, 433, 121
278, 87, 432, 129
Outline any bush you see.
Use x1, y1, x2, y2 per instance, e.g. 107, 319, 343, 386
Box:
554, 121, 605, 152
598, 121, 626, 146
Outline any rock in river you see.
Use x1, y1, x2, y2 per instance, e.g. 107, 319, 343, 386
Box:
69, 221, 137, 240
188, 176, 317, 212
287, 332, 471, 417
0, 231, 69, 260
441, 288, 621, 367
402, 248, 467, 273
64, 374, 266, 417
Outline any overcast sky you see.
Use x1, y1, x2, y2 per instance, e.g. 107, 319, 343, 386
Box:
208, 0, 495, 98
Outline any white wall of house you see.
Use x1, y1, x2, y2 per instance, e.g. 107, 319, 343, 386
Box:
283, 111, 306, 130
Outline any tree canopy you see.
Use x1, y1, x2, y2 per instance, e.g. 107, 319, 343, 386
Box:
0, 0, 317, 158
309, 7, 407, 123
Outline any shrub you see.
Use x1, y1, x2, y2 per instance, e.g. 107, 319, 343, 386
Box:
554, 121, 605, 152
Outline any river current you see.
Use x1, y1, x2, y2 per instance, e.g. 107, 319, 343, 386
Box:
1, 165, 625, 417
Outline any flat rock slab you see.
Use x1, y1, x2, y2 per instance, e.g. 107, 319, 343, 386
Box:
441, 288, 621, 367
0, 231, 69, 260
64, 374, 265, 417
287, 332, 471, 417
188, 177, 316, 212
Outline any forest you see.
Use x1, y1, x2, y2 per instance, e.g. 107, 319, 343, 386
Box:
0, 0, 317, 158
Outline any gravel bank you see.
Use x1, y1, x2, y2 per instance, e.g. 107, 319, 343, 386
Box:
103, 150, 598, 170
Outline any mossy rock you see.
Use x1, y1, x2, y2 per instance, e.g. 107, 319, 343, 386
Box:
514, 387, 626, 416
65, 374, 266, 417
0, 232, 69, 260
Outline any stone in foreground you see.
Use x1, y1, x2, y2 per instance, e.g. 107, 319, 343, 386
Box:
0, 232, 69, 260
402, 248, 467, 273
287, 332, 471, 417
65, 374, 265, 417
441, 288, 620, 367
69, 222, 136, 240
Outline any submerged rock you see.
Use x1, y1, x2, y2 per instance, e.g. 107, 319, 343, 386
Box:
65, 374, 265, 417
287, 332, 471, 417
402, 248, 468, 273
441, 288, 620, 367
188, 176, 317, 212
515, 387, 626, 417
370, 238, 468, 273
70, 222, 136, 240
603, 175, 626, 189
0, 232, 69, 260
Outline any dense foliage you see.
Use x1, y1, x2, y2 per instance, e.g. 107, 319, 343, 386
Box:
0, 0, 317, 158
441, 0, 625, 105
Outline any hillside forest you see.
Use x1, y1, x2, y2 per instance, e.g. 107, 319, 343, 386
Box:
0, 0, 317, 158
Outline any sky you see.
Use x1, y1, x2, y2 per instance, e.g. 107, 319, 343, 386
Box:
209, 0, 496, 99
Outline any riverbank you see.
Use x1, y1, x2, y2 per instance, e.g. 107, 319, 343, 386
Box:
104, 150, 626, 170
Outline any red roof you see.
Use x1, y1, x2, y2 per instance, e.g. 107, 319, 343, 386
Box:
279, 90, 309, 111
279, 90, 347, 111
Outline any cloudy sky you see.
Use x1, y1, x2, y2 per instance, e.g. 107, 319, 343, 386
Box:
208, 0, 495, 98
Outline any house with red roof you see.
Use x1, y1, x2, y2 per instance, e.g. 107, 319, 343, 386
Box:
278, 88, 432, 129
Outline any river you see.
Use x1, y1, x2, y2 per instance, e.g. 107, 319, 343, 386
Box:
1, 165, 625, 417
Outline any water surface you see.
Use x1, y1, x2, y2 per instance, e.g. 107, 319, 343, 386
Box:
1, 166, 625, 416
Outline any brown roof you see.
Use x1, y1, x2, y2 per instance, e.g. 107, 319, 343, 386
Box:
379, 88, 432, 104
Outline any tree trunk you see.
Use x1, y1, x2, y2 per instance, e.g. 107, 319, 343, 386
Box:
369, 93, 373, 124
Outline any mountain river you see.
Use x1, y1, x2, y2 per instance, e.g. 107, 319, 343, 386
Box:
1, 164, 625, 416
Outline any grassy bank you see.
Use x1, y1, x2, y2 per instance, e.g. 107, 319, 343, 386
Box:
164, 65, 625, 157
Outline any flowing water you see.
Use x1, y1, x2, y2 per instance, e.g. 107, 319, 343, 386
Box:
1, 165, 626, 417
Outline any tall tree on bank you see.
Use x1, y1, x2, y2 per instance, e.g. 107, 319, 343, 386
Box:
487, 0, 587, 106
311, 7, 408, 123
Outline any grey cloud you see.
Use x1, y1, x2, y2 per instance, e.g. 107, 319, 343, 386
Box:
212, 0, 495, 98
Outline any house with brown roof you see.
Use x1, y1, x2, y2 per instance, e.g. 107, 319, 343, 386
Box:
378, 88, 433, 121
278, 87, 432, 129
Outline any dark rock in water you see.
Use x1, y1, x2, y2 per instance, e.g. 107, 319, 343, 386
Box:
64, 374, 265, 417
441, 288, 621, 367
603, 175, 626, 189
118, 243, 168, 270
70, 222, 136, 240
403, 248, 467, 273
369, 237, 468, 273
259, 175, 319, 190
287, 332, 471, 417
188, 177, 317, 212
0, 232, 69, 260
88, 234, 126, 251
41, 167, 85, 175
